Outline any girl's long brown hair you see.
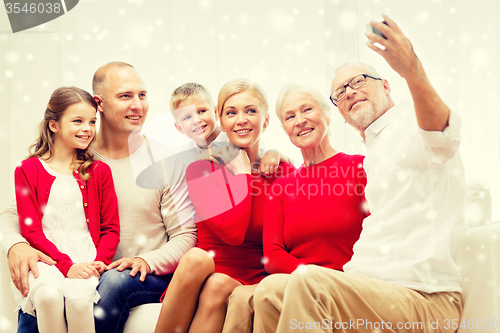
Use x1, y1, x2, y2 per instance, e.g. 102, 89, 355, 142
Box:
28, 86, 97, 180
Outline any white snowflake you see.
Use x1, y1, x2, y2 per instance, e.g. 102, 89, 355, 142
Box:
6, 51, 19, 64
94, 306, 105, 319
380, 244, 390, 254
295, 264, 308, 275
135, 235, 148, 246
338, 10, 357, 31
414, 11, 429, 24
459, 34, 472, 45
63, 71, 76, 82
267, 10, 293, 34
465, 202, 484, 227
471, 48, 490, 67
426, 209, 437, 221
0, 317, 13, 332
238, 14, 249, 25
199, 0, 212, 9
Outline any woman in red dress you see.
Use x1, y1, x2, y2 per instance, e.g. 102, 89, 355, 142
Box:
154, 79, 295, 333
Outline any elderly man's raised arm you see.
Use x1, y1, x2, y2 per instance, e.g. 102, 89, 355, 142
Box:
366, 14, 449, 132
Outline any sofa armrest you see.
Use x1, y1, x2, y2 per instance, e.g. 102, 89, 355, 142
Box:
0, 254, 18, 333
456, 222, 500, 333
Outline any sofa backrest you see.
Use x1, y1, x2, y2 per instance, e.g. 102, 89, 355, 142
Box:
465, 179, 492, 228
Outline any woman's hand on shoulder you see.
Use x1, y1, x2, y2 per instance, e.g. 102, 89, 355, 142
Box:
195, 147, 223, 164
68, 262, 100, 279
223, 145, 251, 175
260, 149, 283, 176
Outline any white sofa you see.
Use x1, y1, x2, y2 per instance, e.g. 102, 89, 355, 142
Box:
1, 180, 499, 333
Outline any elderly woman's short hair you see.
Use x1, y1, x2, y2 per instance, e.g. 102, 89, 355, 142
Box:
275, 83, 331, 123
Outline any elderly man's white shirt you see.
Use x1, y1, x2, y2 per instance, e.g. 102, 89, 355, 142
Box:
343, 101, 466, 293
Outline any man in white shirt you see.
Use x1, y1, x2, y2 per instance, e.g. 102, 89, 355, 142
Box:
1, 62, 197, 333
253, 15, 464, 333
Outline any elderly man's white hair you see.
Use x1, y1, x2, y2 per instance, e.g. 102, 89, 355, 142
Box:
275, 83, 331, 124
333, 62, 383, 78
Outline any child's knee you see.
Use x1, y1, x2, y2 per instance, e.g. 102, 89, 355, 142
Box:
33, 285, 64, 309
66, 298, 93, 317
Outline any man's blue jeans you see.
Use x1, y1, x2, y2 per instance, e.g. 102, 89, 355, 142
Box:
17, 269, 171, 333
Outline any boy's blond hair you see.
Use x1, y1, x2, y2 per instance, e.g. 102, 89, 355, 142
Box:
169, 83, 214, 118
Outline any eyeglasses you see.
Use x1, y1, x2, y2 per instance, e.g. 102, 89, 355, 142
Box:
330, 74, 382, 106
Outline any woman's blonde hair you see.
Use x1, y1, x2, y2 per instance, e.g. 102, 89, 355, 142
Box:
217, 79, 269, 117
28, 86, 97, 180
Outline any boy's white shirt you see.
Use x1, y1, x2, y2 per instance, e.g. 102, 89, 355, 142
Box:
188, 131, 230, 156
184, 131, 275, 163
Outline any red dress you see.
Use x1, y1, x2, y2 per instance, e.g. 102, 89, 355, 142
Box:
263, 153, 369, 274
186, 160, 295, 285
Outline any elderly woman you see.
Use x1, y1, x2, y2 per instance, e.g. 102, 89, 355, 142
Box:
222, 83, 369, 333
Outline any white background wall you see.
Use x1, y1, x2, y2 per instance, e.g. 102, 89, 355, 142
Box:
0, 0, 499, 331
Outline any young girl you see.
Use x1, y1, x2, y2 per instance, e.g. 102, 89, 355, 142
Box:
154, 79, 295, 333
12, 86, 120, 333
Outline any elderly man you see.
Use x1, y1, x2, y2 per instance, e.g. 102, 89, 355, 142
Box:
1, 62, 197, 333
254, 15, 464, 333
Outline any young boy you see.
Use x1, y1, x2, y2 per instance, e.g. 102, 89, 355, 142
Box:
171, 83, 220, 151
169, 82, 289, 173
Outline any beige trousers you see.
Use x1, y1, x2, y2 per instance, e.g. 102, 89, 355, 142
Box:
222, 284, 258, 333
253, 265, 462, 333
